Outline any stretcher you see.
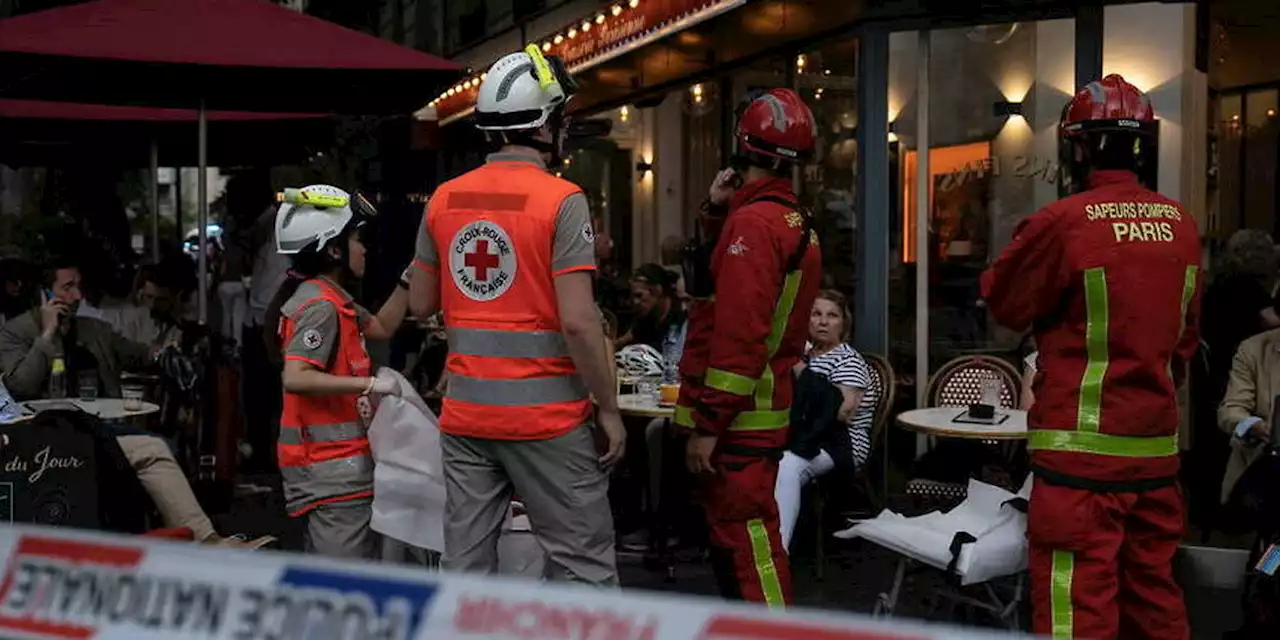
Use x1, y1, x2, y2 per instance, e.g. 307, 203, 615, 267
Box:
834, 477, 1031, 627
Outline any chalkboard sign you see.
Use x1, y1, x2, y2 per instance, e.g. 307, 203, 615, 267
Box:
0, 410, 148, 533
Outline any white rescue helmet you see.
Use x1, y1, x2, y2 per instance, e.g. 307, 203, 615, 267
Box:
616, 344, 665, 378
475, 44, 578, 132
275, 185, 369, 255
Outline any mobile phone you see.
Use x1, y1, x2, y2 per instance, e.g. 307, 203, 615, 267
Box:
42, 288, 55, 303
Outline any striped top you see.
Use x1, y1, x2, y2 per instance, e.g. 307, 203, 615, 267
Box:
806, 343, 878, 465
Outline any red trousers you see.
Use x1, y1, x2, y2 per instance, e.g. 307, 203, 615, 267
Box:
1028, 478, 1188, 640
700, 453, 792, 608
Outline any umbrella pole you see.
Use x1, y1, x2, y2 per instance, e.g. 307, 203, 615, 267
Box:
149, 140, 160, 263
197, 100, 208, 325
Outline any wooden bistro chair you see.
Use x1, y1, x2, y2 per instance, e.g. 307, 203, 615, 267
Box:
809, 352, 896, 580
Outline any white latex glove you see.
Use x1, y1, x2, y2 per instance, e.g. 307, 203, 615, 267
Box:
369, 371, 401, 396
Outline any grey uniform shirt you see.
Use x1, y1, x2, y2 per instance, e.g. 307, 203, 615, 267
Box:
281, 280, 370, 370
414, 149, 597, 278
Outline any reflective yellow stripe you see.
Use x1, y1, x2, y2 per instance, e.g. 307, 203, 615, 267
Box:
706, 368, 755, 396
1051, 550, 1074, 639
1178, 265, 1198, 334
1028, 429, 1178, 458
674, 404, 694, 428
1077, 267, 1109, 433
764, 271, 803, 357
755, 366, 774, 411
746, 518, 785, 608
727, 410, 788, 431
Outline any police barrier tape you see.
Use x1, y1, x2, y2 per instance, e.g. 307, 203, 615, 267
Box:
0, 524, 1020, 640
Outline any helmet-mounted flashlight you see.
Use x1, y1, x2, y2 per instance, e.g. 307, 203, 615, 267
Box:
278, 188, 349, 210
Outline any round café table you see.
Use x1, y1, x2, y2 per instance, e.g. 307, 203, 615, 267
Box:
23, 398, 161, 421
617, 393, 675, 419
896, 406, 1028, 440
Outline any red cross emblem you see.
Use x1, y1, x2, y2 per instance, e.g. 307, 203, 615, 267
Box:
464, 239, 502, 282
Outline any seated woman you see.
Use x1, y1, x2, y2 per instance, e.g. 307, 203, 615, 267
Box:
775, 290, 879, 551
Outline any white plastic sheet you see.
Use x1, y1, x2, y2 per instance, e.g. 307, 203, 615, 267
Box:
835, 476, 1032, 585
368, 368, 447, 552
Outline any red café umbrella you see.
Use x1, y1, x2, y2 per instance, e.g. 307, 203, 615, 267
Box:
0, 99, 332, 260
0, 0, 463, 321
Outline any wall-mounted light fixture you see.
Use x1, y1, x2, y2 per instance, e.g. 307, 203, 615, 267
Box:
691, 83, 704, 104
620, 105, 630, 123
635, 160, 654, 177
993, 100, 1024, 118
795, 54, 807, 71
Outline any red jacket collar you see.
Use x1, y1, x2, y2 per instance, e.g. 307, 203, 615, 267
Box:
1088, 169, 1141, 189
730, 176, 796, 211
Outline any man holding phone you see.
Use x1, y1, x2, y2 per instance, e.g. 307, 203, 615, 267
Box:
0, 257, 268, 547
674, 88, 822, 608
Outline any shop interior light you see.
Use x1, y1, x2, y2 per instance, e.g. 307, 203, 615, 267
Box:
596, 13, 606, 24
1270, 109, 1277, 117
992, 100, 1024, 118
612, 4, 623, 16
635, 160, 653, 176
796, 54, 807, 70
554, 34, 564, 44
629, 0, 640, 8
824, 69, 831, 76
1232, 114, 1240, 121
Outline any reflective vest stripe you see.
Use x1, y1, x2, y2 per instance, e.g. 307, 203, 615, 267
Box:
278, 422, 366, 446
447, 372, 587, 406
279, 457, 375, 517
706, 369, 755, 396
730, 409, 789, 431
448, 327, 569, 359
765, 272, 803, 357
1050, 550, 1075, 639
1028, 429, 1178, 458
1076, 267, 1109, 434
695, 271, 804, 431
746, 517, 786, 608
1031, 264, 1190, 460
1178, 265, 1198, 336
673, 403, 789, 432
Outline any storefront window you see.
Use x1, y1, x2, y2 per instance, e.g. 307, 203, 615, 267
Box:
889, 21, 1075, 385
796, 38, 859, 297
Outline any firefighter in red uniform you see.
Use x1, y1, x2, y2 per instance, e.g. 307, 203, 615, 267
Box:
981, 75, 1201, 640
675, 89, 822, 608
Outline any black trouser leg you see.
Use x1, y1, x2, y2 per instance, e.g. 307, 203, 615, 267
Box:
240, 323, 280, 473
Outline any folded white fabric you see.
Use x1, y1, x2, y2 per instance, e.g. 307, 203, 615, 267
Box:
835, 476, 1032, 585
369, 368, 518, 555
368, 368, 448, 552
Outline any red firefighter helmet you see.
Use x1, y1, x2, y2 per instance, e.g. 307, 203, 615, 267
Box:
1059, 74, 1158, 194
1060, 74, 1156, 138
735, 88, 817, 165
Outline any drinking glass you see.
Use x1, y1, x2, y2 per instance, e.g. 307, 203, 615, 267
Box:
122, 385, 145, 412
77, 371, 98, 402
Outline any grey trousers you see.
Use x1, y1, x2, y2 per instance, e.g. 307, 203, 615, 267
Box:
304, 499, 380, 560
441, 425, 617, 586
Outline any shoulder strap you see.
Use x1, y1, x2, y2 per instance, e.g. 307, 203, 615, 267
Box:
746, 195, 814, 274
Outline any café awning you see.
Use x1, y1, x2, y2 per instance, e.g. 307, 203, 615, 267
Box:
0, 0, 461, 113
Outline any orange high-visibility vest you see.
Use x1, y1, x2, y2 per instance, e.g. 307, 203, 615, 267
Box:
278, 278, 374, 517
425, 161, 592, 440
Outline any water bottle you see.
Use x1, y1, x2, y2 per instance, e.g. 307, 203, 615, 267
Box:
661, 327, 680, 386
49, 356, 67, 399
